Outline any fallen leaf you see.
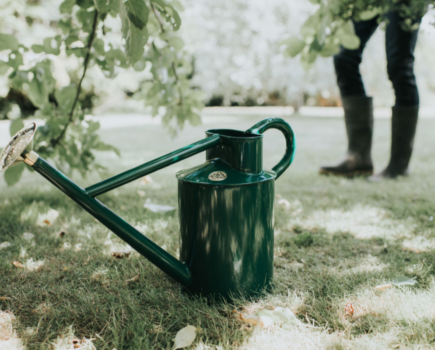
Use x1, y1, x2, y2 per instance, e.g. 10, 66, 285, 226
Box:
144, 203, 176, 213
24, 258, 45, 271
277, 199, 291, 209
137, 190, 146, 197
23, 232, 34, 240
240, 307, 300, 328
0, 297, 11, 300
240, 313, 274, 327
0, 241, 12, 249
140, 175, 153, 184
260, 307, 301, 324
12, 261, 24, 268
344, 302, 354, 316
392, 276, 417, 286
112, 251, 131, 259
173, 325, 196, 349
36, 209, 59, 227
59, 231, 65, 238
374, 283, 393, 291
126, 275, 140, 283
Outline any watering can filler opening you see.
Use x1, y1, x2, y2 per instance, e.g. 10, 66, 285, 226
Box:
1, 118, 296, 300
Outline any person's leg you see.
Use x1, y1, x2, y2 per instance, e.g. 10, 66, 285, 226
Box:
334, 17, 379, 97
369, 11, 421, 180
320, 18, 379, 177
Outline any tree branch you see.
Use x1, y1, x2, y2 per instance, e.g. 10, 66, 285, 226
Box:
51, 10, 99, 147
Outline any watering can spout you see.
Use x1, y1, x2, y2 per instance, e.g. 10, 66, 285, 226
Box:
29, 152, 195, 287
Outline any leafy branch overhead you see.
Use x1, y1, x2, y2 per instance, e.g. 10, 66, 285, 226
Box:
0, 0, 203, 185
281, 0, 427, 69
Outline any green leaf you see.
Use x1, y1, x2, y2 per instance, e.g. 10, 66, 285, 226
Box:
9, 118, 24, 136
359, 8, 381, 21
125, 24, 149, 64
94, 141, 120, 156
319, 38, 340, 57
0, 33, 19, 51
125, 0, 149, 30
93, 38, 105, 55
337, 21, 361, 50
0, 60, 10, 75
94, 0, 120, 13
151, 0, 181, 30
300, 13, 319, 39
4, 162, 25, 186
32, 44, 44, 53
168, 37, 184, 50
283, 37, 306, 58
58, 18, 73, 34
76, 0, 94, 9
55, 84, 77, 111
28, 77, 48, 108
164, 5, 181, 31
7, 51, 23, 69
77, 9, 95, 32
60, 0, 76, 14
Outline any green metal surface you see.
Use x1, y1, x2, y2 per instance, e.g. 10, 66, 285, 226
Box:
31, 156, 192, 287
178, 179, 274, 299
205, 129, 263, 173
176, 159, 275, 186
246, 117, 296, 179
86, 134, 220, 197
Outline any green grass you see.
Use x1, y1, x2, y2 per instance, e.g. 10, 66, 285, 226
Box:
1, 115, 435, 349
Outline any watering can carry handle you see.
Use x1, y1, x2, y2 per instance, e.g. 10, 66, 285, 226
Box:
246, 118, 296, 179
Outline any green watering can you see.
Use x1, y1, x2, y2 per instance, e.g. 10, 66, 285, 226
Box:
1, 118, 296, 299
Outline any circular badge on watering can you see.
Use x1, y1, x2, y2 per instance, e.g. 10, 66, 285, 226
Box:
208, 171, 227, 181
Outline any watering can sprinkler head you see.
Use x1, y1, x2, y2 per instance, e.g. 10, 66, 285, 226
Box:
0, 122, 37, 172
4, 119, 296, 299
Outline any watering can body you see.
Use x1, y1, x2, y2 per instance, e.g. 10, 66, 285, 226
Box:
177, 130, 275, 298
1, 118, 295, 300
177, 120, 295, 298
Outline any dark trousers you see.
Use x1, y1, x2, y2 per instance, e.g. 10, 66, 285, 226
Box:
334, 12, 421, 106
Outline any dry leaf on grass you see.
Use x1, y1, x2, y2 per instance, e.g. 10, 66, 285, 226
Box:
0, 297, 11, 300
173, 325, 196, 350
0, 242, 12, 249
344, 302, 354, 316
12, 261, 24, 268
59, 231, 65, 238
36, 209, 59, 227
126, 275, 140, 283
144, 203, 176, 213
140, 175, 153, 184
374, 283, 393, 291
112, 251, 131, 259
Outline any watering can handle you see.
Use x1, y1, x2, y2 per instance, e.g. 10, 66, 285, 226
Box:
246, 118, 296, 180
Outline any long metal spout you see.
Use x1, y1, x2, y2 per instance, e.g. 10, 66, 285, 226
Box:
25, 152, 193, 287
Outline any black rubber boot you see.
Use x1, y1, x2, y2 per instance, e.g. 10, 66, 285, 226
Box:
368, 105, 419, 181
319, 96, 374, 177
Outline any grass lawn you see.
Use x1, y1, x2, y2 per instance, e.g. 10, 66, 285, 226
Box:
1, 114, 435, 350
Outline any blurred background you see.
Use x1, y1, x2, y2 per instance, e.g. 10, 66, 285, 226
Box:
1, 0, 435, 122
